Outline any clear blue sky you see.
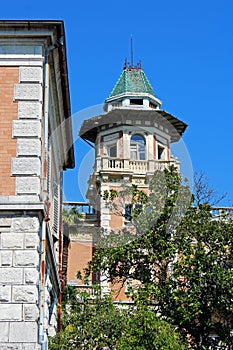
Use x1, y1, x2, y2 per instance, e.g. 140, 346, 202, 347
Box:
2, 0, 233, 205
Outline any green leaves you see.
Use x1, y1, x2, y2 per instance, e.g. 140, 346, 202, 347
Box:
85, 167, 233, 348
49, 287, 186, 350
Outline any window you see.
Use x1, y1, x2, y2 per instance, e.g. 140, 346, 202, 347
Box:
124, 203, 143, 223
107, 144, 117, 158
125, 204, 132, 221
157, 145, 165, 160
130, 134, 146, 160
149, 101, 158, 109
130, 99, 143, 105
51, 181, 60, 240
103, 132, 119, 158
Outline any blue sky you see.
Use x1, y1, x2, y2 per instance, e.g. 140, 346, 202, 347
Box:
2, 0, 233, 205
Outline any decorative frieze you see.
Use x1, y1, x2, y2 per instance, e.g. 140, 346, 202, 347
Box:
18, 101, 42, 120
19, 67, 42, 83
17, 139, 41, 156
11, 158, 40, 176
12, 120, 41, 138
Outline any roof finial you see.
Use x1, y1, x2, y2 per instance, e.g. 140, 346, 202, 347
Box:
123, 36, 142, 70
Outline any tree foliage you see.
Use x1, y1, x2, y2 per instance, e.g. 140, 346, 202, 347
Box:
49, 286, 185, 349
85, 167, 233, 349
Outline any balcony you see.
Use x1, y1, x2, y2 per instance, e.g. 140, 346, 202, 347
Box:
95, 156, 180, 175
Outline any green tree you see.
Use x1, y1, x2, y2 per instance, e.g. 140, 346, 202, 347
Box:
62, 206, 84, 225
86, 166, 233, 349
49, 286, 186, 349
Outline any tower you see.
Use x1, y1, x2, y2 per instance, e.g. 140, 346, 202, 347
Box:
80, 62, 187, 230
76, 61, 187, 297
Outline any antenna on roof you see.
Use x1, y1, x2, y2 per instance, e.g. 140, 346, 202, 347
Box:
123, 35, 142, 70
130, 34, 134, 67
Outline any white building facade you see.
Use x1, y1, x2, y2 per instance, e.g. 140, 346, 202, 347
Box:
0, 21, 74, 349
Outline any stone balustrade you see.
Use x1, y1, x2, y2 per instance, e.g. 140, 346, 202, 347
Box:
211, 207, 233, 219
63, 202, 95, 215
95, 156, 180, 174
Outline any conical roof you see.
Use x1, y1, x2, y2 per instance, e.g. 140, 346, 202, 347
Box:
108, 67, 156, 99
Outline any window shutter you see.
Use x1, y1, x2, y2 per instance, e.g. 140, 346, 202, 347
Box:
47, 138, 51, 197
52, 181, 60, 240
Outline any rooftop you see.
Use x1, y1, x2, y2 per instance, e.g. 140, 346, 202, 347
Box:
108, 66, 156, 100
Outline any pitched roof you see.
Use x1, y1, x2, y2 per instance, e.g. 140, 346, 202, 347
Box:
108, 67, 156, 98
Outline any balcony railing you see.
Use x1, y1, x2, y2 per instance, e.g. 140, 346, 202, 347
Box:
95, 156, 180, 173
211, 207, 233, 219
63, 202, 95, 215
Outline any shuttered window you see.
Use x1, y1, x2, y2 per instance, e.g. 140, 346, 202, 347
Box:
51, 181, 60, 240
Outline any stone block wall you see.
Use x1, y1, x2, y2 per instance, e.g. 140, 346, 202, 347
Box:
12, 66, 43, 199
0, 52, 44, 349
0, 215, 41, 350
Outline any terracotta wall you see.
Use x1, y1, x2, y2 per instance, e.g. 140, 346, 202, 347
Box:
0, 67, 18, 195
67, 240, 93, 283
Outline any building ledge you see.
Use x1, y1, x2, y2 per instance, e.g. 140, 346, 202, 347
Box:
0, 195, 44, 211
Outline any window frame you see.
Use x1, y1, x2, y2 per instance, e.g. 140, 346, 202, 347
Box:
130, 134, 146, 161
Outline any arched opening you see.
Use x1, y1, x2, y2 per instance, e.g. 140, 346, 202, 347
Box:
130, 134, 146, 160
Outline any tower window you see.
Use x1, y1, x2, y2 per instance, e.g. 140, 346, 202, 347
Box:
158, 145, 165, 160
149, 102, 158, 109
107, 144, 117, 158
130, 99, 143, 105
130, 134, 146, 160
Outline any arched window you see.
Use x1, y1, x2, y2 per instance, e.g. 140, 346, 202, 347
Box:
130, 134, 146, 160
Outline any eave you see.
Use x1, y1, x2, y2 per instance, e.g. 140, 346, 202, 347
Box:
79, 109, 188, 143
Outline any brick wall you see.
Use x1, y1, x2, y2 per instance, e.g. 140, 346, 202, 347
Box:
0, 67, 18, 196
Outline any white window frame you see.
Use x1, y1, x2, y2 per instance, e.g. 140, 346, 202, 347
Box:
130, 134, 146, 160
103, 132, 119, 158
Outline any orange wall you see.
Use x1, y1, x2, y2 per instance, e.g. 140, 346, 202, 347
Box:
0, 67, 18, 196
67, 240, 93, 283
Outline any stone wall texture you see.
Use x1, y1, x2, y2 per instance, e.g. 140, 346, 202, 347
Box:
0, 215, 41, 349
0, 54, 43, 349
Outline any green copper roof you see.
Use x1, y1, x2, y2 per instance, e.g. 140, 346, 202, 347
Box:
108, 68, 156, 98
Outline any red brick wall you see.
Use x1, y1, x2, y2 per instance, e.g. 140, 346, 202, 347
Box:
0, 67, 18, 196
